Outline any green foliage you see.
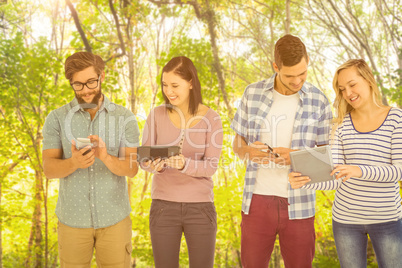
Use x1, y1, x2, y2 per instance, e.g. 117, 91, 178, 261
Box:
0, 32, 68, 267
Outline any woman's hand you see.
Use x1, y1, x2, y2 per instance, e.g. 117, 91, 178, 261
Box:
289, 172, 311, 189
143, 158, 166, 172
165, 154, 186, 170
331, 165, 362, 182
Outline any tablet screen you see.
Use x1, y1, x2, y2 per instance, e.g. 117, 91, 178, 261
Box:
290, 145, 335, 184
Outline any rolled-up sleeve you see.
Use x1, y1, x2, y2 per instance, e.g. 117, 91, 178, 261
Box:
42, 111, 62, 150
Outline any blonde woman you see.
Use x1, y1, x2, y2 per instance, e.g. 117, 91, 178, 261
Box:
289, 59, 402, 268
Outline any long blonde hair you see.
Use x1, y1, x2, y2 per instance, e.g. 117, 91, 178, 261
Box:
332, 59, 384, 129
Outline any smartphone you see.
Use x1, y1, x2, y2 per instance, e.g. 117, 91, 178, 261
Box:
264, 143, 280, 158
76, 138, 93, 155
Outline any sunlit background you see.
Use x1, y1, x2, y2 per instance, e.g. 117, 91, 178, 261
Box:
0, 0, 401, 267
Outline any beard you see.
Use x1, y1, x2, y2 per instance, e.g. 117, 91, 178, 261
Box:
75, 84, 103, 109
278, 75, 303, 94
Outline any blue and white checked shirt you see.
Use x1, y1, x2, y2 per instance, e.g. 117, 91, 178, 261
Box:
231, 74, 333, 219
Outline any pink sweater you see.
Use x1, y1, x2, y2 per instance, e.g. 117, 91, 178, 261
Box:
140, 105, 223, 202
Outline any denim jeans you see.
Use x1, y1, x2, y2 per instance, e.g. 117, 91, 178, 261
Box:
333, 219, 402, 268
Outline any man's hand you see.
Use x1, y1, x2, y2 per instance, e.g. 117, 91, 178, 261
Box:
331, 165, 362, 182
89, 135, 108, 161
232, 135, 275, 164
246, 141, 276, 164
71, 140, 95, 169
272, 147, 298, 166
288, 171, 310, 189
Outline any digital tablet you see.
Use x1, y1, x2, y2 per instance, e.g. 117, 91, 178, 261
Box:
289, 145, 335, 185
137, 146, 180, 162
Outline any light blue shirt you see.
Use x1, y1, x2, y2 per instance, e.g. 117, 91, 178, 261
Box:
42, 95, 140, 228
231, 74, 333, 219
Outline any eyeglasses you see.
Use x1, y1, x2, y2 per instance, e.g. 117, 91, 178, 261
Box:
70, 75, 101, 91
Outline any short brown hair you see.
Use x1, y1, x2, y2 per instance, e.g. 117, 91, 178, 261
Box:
274, 34, 308, 69
161, 56, 202, 115
65, 52, 105, 82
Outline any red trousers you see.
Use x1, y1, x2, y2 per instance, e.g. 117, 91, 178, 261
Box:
241, 194, 315, 268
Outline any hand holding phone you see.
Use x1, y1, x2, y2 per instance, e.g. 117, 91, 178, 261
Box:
76, 138, 93, 155
264, 143, 280, 158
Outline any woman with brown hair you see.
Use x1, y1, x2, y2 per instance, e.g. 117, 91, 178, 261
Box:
140, 56, 223, 268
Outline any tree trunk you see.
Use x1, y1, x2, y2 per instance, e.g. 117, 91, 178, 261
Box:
44, 177, 49, 268
25, 170, 44, 268
65, 0, 92, 52
269, 9, 275, 73
0, 182, 2, 268
285, 0, 291, 34
34, 170, 44, 268
150, 15, 165, 110
124, 8, 136, 205
187, 0, 233, 117
108, 0, 126, 55
128, 43, 136, 114
141, 171, 149, 201
203, 0, 233, 117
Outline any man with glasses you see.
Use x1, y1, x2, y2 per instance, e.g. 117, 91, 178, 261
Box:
42, 52, 140, 268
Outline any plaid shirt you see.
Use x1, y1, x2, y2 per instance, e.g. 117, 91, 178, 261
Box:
231, 74, 333, 219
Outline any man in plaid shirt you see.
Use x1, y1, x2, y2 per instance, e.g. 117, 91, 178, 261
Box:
231, 34, 333, 267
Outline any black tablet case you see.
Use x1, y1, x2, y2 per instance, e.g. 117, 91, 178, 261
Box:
137, 146, 180, 162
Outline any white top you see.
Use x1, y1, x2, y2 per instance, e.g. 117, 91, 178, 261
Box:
304, 108, 402, 224
254, 90, 299, 197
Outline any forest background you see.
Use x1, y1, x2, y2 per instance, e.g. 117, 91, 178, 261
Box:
0, 0, 401, 267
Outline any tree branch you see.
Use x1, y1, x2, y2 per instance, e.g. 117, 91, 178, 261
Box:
65, 0, 92, 52
0, 154, 29, 179
108, 0, 126, 56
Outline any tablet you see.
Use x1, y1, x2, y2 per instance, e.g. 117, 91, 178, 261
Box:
289, 145, 335, 185
137, 146, 180, 162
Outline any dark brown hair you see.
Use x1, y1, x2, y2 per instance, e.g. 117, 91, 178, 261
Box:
274, 34, 308, 69
65, 52, 105, 82
161, 56, 202, 115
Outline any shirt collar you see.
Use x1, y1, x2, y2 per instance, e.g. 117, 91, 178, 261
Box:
69, 94, 112, 113
264, 73, 309, 97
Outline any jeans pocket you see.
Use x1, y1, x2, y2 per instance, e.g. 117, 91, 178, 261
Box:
124, 242, 132, 267
149, 200, 166, 226
201, 203, 217, 228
